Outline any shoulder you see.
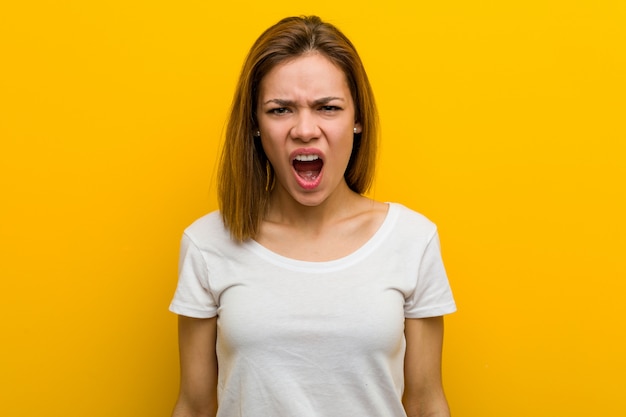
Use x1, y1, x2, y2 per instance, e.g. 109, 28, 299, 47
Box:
387, 202, 437, 238
182, 210, 234, 249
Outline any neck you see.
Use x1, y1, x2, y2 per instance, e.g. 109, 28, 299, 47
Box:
265, 182, 362, 231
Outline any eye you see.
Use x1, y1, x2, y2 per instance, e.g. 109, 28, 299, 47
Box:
268, 107, 291, 115
319, 105, 341, 112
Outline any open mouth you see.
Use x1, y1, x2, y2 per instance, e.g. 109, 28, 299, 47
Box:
292, 154, 323, 182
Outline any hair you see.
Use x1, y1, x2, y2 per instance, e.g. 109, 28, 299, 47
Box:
218, 15, 379, 241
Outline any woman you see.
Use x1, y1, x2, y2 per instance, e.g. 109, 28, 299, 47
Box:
170, 15, 456, 417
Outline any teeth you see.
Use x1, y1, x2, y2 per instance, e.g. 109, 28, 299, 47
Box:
294, 154, 319, 162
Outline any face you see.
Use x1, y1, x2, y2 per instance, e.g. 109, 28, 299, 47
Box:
256, 52, 362, 208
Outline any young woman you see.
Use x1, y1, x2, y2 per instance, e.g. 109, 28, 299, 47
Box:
170, 15, 456, 417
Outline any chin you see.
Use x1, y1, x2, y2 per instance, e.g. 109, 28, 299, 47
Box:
294, 196, 326, 207
290, 191, 329, 208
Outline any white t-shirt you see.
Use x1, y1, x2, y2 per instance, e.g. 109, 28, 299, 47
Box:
170, 202, 456, 417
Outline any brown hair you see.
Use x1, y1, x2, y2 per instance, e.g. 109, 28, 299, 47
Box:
218, 15, 379, 241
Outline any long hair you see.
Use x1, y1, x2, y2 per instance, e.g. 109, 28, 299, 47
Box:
218, 15, 379, 241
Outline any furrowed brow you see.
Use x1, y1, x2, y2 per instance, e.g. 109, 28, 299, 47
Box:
263, 99, 295, 106
262, 97, 345, 106
312, 96, 344, 106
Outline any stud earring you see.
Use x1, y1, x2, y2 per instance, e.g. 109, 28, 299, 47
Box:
255, 130, 261, 137
353, 127, 358, 134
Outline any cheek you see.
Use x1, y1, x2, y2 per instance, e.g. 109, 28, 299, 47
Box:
259, 137, 286, 171
336, 130, 356, 155
259, 138, 275, 159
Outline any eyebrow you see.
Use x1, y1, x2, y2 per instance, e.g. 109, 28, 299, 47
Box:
262, 96, 345, 106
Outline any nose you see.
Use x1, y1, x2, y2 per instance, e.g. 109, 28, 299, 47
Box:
291, 111, 320, 142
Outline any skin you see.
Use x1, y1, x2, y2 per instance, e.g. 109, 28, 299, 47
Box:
256, 52, 361, 211
172, 52, 450, 417
403, 317, 451, 417
171, 316, 218, 417
255, 52, 386, 261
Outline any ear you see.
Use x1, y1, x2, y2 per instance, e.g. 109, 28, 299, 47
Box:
354, 122, 363, 134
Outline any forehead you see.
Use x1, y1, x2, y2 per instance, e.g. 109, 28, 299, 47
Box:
258, 53, 350, 98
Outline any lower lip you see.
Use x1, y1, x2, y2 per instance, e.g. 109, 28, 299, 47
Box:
293, 168, 323, 190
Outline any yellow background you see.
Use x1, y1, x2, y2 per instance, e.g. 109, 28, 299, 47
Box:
1, 1, 624, 416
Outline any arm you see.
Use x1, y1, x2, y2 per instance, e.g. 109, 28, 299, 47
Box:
172, 315, 218, 417
403, 316, 451, 417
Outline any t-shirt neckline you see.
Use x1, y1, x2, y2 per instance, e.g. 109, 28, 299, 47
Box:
243, 202, 400, 273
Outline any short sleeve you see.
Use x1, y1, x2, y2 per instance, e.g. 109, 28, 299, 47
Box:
404, 230, 457, 318
169, 233, 218, 318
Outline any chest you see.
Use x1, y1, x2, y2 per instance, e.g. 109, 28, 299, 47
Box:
214, 263, 409, 359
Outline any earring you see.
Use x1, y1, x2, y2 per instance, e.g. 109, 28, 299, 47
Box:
255, 130, 261, 137
265, 160, 274, 192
